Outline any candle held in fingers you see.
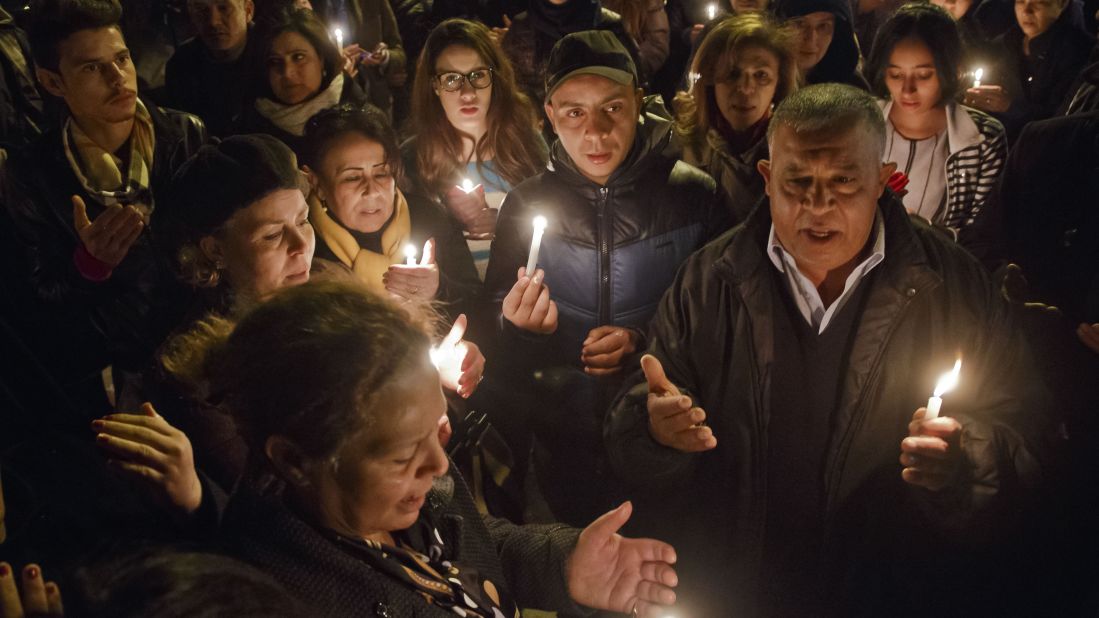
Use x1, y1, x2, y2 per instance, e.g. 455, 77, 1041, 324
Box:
333, 27, 343, 50
707, 3, 717, 20
925, 359, 961, 419
526, 215, 547, 276
404, 244, 417, 266
460, 178, 475, 193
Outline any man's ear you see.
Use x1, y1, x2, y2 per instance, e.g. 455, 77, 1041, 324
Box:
244, 0, 255, 23
757, 159, 772, 196
35, 67, 65, 99
265, 435, 312, 487
543, 101, 557, 134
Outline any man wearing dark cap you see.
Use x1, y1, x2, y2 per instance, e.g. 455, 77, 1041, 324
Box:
3, 0, 206, 414
484, 30, 732, 527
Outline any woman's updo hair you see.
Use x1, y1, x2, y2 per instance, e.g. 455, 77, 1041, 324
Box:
158, 134, 308, 288
197, 280, 433, 465
673, 13, 798, 147
866, 3, 965, 105
302, 104, 404, 182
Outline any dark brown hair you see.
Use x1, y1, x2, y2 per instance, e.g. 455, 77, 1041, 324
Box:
866, 2, 965, 105
410, 19, 545, 195
28, 0, 122, 71
249, 5, 343, 103
302, 103, 404, 181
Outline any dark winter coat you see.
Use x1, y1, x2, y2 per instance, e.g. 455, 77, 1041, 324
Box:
606, 194, 1050, 615
774, 0, 870, 89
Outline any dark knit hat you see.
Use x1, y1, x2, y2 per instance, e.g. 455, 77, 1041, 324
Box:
544, 30, 638, 103
162, 134, 306, 240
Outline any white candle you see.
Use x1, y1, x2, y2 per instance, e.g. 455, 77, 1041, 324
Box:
460, 178, 475, 194
707, 3, 717, 20
333, 27, 343, 50
925, 359, 961, 419
526, 215, 547, 276
688, 71, 701, 90
404, 244, 417, 266
972, 68, 983, 89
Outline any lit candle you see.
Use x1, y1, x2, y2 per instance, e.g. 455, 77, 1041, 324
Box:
526, 215, 547, 276
404, 244, 417, 266
460, 178, 475, 194
925, 359, 961, 419
688, 71, 701, 90
707, 3, 717, 20
430, 315, 469, 392
972, 67, 983, 89
333, 27, 343, 50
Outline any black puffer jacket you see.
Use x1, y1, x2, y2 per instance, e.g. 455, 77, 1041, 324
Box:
484, 97, 732, 524
606, 195, 1051, 615
4, 101, 206, 380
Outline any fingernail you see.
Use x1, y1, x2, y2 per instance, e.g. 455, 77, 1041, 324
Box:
0, 563, 9, 576
532, 273, 542, 285
96, 433, 109, 442
26, 566, 39, 579
91, 419, 104, 430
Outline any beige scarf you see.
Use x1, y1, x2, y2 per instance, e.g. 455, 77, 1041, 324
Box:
309, 188, 412, 296
254, 74, 344, 137
63, 98, 155, 214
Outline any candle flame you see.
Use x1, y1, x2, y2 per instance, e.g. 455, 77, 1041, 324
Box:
403, 244, 417, 260
430, 342, 468, 388
707, 3, 717, 19
460, 178, 475, 193
933, 359, 961, 397
532, 215, 548, 232
974, 68, 983, 82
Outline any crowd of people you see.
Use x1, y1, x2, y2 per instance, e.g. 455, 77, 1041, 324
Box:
0, 0, 1096, 615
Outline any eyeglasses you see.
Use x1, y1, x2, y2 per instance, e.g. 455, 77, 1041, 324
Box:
434, 68, 494, 92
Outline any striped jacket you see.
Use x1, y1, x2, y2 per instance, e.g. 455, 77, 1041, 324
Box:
879, 100, 1007, 234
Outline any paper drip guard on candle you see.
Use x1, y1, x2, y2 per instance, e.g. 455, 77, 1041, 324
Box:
526, 215, 547, 276
925, 359, 961, 419
404, 244, 418, 266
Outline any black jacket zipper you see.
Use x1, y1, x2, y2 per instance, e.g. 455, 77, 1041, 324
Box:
597, 186, 611, 324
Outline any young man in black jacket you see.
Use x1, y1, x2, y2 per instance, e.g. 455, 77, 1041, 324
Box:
4, 0, 206, 417
606, 83, 1050, 615
485, 30, 732, 527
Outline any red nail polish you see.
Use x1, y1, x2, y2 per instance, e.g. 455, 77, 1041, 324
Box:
27, 566, 39, 579
0, 563, 9, 576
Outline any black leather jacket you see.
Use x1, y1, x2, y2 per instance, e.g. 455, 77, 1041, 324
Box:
606, 195, 1051, 615
4, 101, 207, 376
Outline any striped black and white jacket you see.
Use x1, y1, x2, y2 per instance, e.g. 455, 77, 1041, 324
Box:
879, 100, 1007, 234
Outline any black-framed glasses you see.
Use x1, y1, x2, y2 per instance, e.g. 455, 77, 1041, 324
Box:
434, 68, 494, 92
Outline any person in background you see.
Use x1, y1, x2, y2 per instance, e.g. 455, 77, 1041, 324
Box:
306, 0, 408, 120
964, 0, 1093, 139
866, 2, 1006, 241
233, 6, 367, 155
501, 0, 643, 111
671, 13, 798, 223
405, 18, 546, 281
302, 104, 481, 320
199, 279, 680, 618
774, 0, 870, 88
0, 5, 46, 148
604, 0, 671, 77
7, 0, 206, 413
164, 0, 254, 137
485, 31, 731, 526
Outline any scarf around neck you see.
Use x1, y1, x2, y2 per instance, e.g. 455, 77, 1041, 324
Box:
309, 187, 412, 296
255, 73, 345, 137
63, 97, 155, 213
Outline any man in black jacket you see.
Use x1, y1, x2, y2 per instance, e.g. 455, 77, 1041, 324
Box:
606, 84, 1049, 615
4, 0, 206, 417
485, 30, 731, 526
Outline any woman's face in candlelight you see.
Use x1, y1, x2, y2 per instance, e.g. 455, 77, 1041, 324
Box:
306, 359, 450, 540
202, 188, 315, 300
712, 44, 780, 132
433, 44, 492, 138
267, 30, 324, 105
311, 132, 397, 233
884, 37, 943, 115
1014, 0, 1065, 40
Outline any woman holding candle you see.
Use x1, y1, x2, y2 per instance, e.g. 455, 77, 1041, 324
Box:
672, 13, 798, 223
961, 0, 1092, 139
865, 2, 1007, 239
302, 104, 480, 318
404, 19, 547, 279
232, 6, 368, 155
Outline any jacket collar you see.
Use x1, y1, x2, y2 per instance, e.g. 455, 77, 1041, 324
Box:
878, 99, 983, 155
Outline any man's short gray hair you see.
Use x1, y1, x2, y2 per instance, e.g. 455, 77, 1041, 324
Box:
767, 83, 887, 160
